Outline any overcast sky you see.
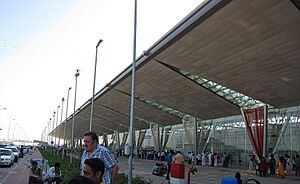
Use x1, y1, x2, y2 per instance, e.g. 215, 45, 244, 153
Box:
0, 0, 203, 141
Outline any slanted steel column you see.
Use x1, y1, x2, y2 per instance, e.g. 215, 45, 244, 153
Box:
121, 132, 128, 149
272, 113, 292, 154
197, 121, 204, 153
115, 131, 120, 151
202, 121, 215, 153
263, 104, 268, 158
136, 130, 146, 151
162, 126, 172, 151
182, 116, 197, 152
194, 120, 198, 154
150, 124, 160, 152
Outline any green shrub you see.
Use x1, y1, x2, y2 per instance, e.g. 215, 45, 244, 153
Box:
40, 149, 152, 184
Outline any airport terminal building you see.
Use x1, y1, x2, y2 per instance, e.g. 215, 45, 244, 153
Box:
46, 0, 300, 166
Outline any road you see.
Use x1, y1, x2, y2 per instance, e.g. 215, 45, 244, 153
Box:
0, 157, 27, 184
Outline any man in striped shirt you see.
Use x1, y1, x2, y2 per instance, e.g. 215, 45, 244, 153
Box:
81, 132, 119, 184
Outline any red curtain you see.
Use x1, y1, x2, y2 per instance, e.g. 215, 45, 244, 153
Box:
242, 107, 264, 160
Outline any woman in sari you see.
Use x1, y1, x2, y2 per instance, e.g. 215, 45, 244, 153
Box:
277, 156, 285, 178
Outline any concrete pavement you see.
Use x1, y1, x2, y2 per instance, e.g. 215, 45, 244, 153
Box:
1, 152, 300, 184
117, 157, 300, 184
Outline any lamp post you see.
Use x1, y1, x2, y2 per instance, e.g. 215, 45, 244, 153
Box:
13, 122, 18, 141
61, 87, 72, 159
52, 111, 56, 154
8, 117, 15, 140
58, 98, 64, 148
89, 39, 103, 132
0, 107, 8, 139
43, 126, 45, 142
54, 106, 60, 148
71, 69, 80, 164
55, 106, 60, 148
128, 0, 138, 183
47, 118, 51, 144
62, 87, 71, 160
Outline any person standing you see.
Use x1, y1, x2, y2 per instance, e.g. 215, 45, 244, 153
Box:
196, 153, 201, 165
81, 132, 119, 184
295, 154, 300, 176
286, 155, 292, 176
259, 157, 268, 177
201, 152, 206, 166
165, 150, 174, 180
277, 156, 285, 178
268, 154, 276, 175
173, 151, 184, 164
214, 153, 218, 167
207, 152, 212, 166
191, 153, 195, 166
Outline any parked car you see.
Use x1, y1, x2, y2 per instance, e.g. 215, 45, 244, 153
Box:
0, 144, 8, 149
0, 148, 15, 167
5, 146, 19, 162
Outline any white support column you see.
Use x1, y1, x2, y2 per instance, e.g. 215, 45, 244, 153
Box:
272, 113, 292, 154
263, 104, 268, 158
202, 121, 214, 153
182, 116, 197, 153
150, 124, 160, 152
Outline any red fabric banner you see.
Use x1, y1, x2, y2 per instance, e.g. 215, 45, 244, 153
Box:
243, 107, 264, 160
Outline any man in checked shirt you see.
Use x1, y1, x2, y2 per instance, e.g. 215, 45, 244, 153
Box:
81, 132, 119, 184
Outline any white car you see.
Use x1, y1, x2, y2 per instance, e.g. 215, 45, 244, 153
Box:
5, 146, 19, 162
0, 148, 15, 167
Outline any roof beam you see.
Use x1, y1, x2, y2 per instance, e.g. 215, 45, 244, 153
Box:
92, 114, 129, 130
96, 104, 155, 126
154, 59, 267, 109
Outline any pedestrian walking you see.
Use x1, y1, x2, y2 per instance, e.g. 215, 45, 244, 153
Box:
165, 150, 174, 180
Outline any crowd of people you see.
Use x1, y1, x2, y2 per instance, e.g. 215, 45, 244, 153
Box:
27, 131, 300, 183
248, 153, 300, 178
137, 149, 234, 168
28, 131, 119, 184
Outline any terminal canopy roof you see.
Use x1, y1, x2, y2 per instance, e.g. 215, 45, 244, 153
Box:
51, 0, 300, 139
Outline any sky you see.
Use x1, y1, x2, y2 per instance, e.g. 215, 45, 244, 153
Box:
0, 0, 204, 141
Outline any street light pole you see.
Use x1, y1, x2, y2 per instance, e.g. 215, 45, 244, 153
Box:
0, 107, 8, 139
128, 0, 138, 183
13, 122, 18, 142
71, 69, 80, 164
47, 118, 51, 144
52, 111, 56, 154
89, 39, 103, 132
8, 117, 15, 140
55, 106, 60, 148
58, 98, 64, 148
63, 87, 71, 160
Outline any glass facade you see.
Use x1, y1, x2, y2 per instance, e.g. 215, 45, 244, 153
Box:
137, 106, 300, 166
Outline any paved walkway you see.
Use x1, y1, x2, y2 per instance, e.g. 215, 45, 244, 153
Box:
2, 152, 300, 184
1, 150, 43, 184
117, 157, 300, 184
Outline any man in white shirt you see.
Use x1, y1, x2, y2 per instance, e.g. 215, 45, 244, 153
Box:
44, 162, 62, 184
